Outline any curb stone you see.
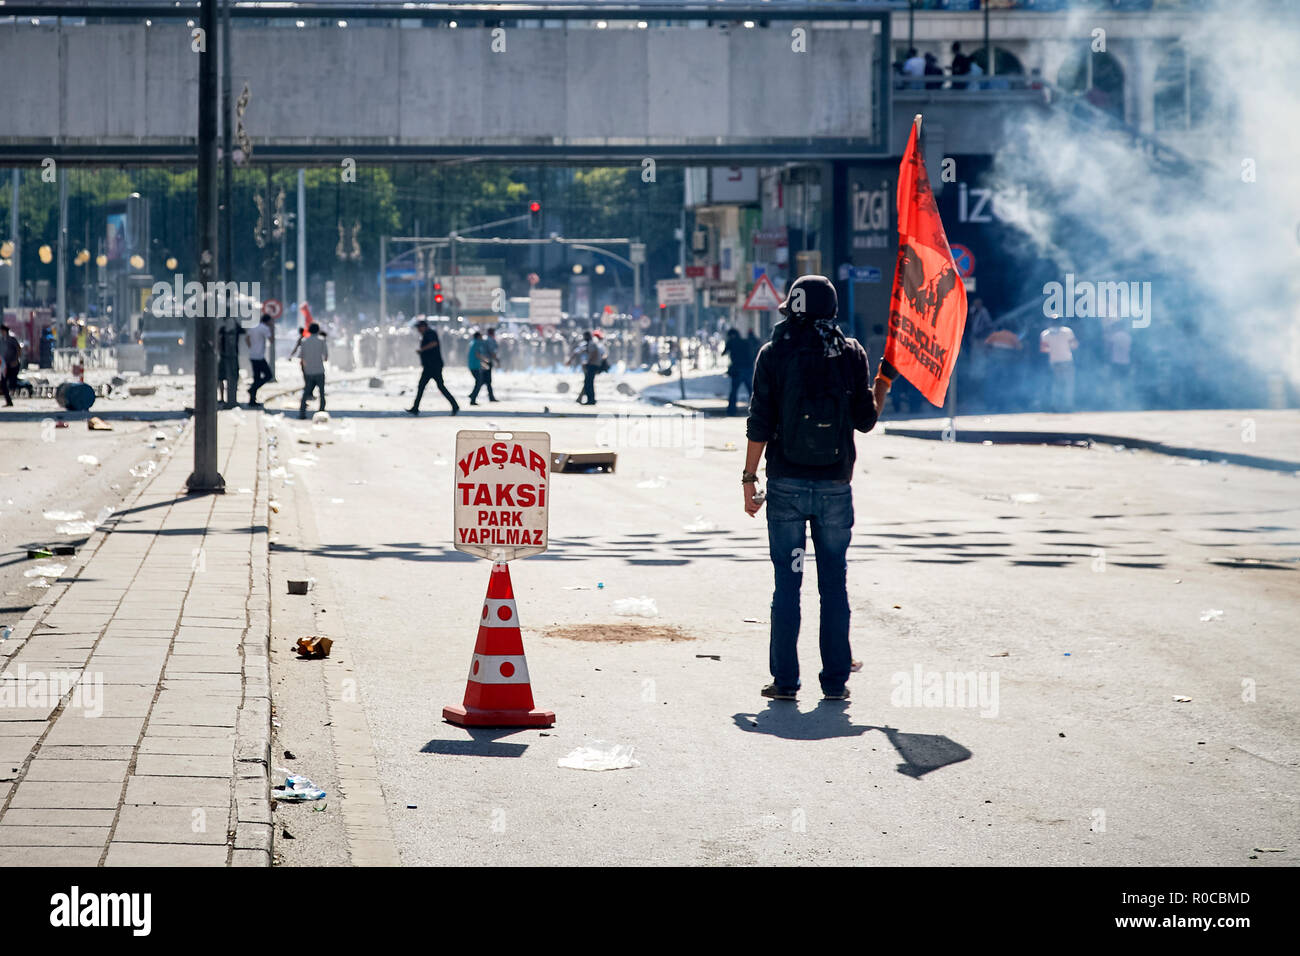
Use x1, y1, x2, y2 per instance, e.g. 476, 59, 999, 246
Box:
230, 416, 273, 866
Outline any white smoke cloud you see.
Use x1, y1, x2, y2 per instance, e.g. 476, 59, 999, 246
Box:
986, 0, 1300, 398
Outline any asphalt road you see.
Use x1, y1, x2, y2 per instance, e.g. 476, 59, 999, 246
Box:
265, 376, 1300, 867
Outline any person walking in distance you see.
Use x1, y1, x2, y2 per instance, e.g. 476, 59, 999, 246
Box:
407, 319, 459, 416
0, 324, 21, 406
743, 275, 880, 702
467, 331, 488, 406
569, 330, 605, 406
1039, 313, 1079, 412
477, 327, 501, 402
245, 312, 275, 407
297, 322, 328, 419
217, 316, 242, 409
724, 328, 754, 416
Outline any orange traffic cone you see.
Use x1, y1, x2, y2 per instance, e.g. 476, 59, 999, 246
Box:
443, 561, 555, 728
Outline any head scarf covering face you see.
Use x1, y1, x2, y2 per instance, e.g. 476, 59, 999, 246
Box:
809, 317, 846, 358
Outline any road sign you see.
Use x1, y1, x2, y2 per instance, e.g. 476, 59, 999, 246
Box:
262, 297, 283, 319
638, 315, 653, 330
838, 264, 883, 283
950, 243, 975, 278
707, 285, 737, 307
439, 275, 501, 313
529, 288, 562, 325
324, 281, 336, 312
684, 265, 709, 278
454, 430, 551, 561
629, 242, 646, 265
656, 278, 694, 306
742, 273, 783, 311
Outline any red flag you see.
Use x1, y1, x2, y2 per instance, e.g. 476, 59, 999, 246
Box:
300, 302, 314, 326
883, 116, 967, 407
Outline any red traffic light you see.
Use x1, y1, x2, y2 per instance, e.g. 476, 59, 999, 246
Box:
433, 281, 442, 291
434, 293, 444, 305
529, 201, 541, 213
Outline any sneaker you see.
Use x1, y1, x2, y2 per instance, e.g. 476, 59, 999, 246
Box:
406, 407, 419, 416
450, 406, 459, 416
761, 683, 798, 701
822, 687, 850, 701
850, 659, 863, 673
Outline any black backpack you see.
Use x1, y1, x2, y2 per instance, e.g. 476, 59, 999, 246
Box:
776, 339, 853, 467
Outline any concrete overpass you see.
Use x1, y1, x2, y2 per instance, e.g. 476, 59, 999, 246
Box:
0, 3, 904, 163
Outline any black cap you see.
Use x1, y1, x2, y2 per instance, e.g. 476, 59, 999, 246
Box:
415, 318, 429, 327
779, 274, 838, 322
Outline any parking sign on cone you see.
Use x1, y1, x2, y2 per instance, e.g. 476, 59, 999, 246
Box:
443, 561, 555, 728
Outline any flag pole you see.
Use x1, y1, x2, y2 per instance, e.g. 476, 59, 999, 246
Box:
916, 111, 957, 439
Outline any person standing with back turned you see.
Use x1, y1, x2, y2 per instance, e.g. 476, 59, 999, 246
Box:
743, 275, 881, 702
297, 322, 327, 419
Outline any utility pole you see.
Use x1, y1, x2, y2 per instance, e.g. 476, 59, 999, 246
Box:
56, 173, 67, 325
678, 204, 687, 400
379, 234, 387, 323
9, 171, 20, 309
220, 0, 232, 291
296, 168, 306, 310
983, 0, 991, 78
280, 222, 288, 303
263, 166, 275, 293
188, 0, 224, 494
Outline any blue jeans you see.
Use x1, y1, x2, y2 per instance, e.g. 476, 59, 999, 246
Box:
765, 477, 854, 694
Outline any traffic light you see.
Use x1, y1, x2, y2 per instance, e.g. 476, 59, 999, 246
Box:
528, 200, 542, 232
433, 281, 443, 307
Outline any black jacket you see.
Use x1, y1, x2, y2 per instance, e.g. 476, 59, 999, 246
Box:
745, 319, 877, 481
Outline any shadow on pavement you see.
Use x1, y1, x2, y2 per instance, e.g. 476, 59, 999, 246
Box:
732, 703, 972, 777
0, 410, 190, 423
420, 728, 531, 758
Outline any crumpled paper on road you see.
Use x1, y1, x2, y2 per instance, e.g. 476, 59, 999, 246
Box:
557, 741, 641, 772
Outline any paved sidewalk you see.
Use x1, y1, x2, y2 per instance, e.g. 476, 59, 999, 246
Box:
0, 411, 271, 866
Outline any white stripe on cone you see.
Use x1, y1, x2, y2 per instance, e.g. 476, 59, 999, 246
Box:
468, 653, 531, 684
481, 598, 520, 629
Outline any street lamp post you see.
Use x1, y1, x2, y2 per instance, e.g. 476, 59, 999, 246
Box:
188, 0, 224, 494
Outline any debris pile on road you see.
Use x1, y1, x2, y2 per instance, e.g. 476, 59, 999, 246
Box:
270, 774, 327, 802
295, 636, 333, 659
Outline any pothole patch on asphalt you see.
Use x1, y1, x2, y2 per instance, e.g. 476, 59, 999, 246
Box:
543, 624, 694, 643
